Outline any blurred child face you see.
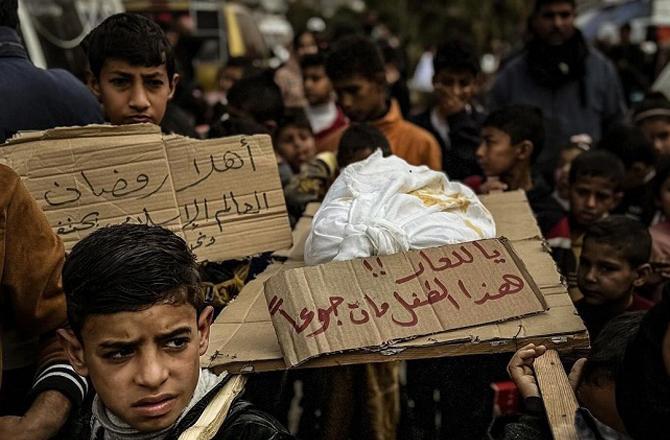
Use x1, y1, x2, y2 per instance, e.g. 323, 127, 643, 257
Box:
555, 147, 584, 200
303, 65, 333, 106
296, 32, 318, 59
578, 240, 646, 305
433, 69, 476, 117
219, 65, 244, 94
92, 59, 177, 126
60, 304, 213, 433
569, 176, 621, 227
333, 74, 387, 123
476, 127, 527, 177
276, 125, 316, 172
640, 118, 670, 156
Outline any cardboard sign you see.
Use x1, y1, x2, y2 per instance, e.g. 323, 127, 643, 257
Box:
1, 124, 292, 261
264, 237, 548, 367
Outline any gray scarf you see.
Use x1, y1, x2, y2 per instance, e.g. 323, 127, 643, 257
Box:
91, 369, 227, 440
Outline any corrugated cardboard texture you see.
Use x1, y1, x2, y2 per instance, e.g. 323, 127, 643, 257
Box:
204, 191, 589, 372
266, 238, 547, 367
0, 124, 292, 261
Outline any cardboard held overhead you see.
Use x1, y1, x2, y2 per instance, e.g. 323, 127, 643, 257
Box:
265, 237, 548, 367
203, 191, 589, 373
0, 124, 292, 261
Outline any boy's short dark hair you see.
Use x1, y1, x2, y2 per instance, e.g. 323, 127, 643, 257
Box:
227, 71, 284, 126
0, 0, 18, 29
580, 311, 644, 387
276, 107, 312, 136
433, 40, 479, 76
584, 215, 651, 268
482, 105, 545, 163
568, 149, 625, 189
632, 92, 670, 125
63, 224, 202, 337
598, 123, 656, 168
325, 35, 385, 83
82, 13, 175, 80
300, 52, 326, 71
337, 123, 391, 168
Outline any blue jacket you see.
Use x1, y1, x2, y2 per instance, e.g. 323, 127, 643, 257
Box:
489, 44, 625, 178
0, 26, 103, 142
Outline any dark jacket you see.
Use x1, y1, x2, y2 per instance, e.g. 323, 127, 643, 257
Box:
0, 26, 103, 143
411, 106, 485, 181
61, 375, 294, 440
489, 33, 625, 179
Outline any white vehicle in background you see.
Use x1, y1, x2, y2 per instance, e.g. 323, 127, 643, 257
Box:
18, 0, 123, 78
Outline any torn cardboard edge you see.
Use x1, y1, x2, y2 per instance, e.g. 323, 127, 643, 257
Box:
264, 237, 550, 368
0, 123, 293, 262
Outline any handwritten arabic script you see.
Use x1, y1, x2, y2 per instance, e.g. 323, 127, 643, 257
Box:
265, 238, 547, 367
5, 129, 292, 261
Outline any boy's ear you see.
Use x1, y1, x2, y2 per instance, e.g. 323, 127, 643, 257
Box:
57, 329, 89, 377
168, 73, 180, 100
633, 263, 652, 288
87, 71, 102, 102
516, 140, 534, 161
197, 305, 214, 356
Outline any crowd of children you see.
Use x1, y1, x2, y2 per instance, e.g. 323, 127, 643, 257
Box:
1, 0, 670, 439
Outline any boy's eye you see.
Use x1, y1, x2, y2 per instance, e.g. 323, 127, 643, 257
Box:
146, 79, 164, 87
110, 78, 129, 87
103, 347, 134, 361
165, 337, 190, 350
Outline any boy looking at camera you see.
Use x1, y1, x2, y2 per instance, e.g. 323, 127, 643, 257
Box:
576, 215, 654, 339
57, 224, 292, 439
82, 13, 178, 127
411, 40, 485, 180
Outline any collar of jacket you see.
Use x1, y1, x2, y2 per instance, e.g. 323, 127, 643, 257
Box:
0, 26, 28, 59
372, 99, 402, 131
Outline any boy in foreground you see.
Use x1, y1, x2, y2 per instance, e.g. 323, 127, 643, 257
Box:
82, 13, 178, 127
57, 224, 293, 439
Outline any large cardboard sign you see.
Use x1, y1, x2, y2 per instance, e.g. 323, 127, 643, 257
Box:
264, 237, 547, 367
1, 124, 292, 261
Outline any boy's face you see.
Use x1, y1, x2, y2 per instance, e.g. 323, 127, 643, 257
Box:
333, 74, 386, 123
303, 65, 333, 107
476, 126, 529, 177
60, 303, 213, 432
569, 176, 621, 227
578, 240, 647, 305
276, 125, 316, 173
640, 118, 670, 156
91, 59, 178, 126
433, 69, 476, 117
219, 65, 243, 94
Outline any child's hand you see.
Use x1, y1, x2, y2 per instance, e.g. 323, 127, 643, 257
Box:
479, 177, 508, 194
506, 343, 547, 399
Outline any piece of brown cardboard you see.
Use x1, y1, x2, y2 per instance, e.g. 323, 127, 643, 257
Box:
0, 124, 292, 261
203, 191, 589, 373
265, 238, 548, 367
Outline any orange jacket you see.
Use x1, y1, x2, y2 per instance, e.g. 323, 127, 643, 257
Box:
0, 164, 66, 390
317, 100, 443, 171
